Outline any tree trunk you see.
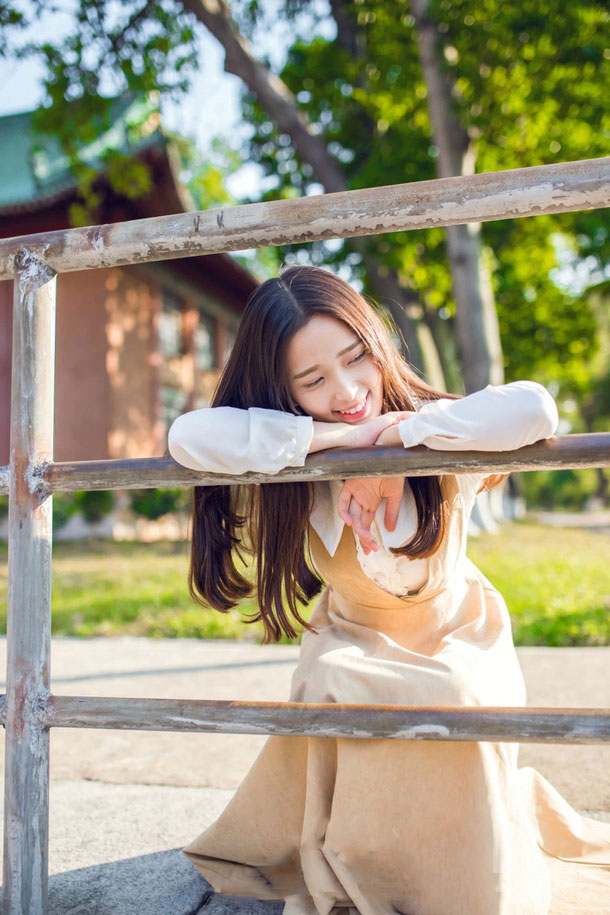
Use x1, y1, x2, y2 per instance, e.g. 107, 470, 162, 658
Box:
360, 251, 445, 388
411, 0, 504, 393
422, 307, 462, 394
181, 0, 446, 387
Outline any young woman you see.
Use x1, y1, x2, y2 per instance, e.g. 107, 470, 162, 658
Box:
168, 266, 610, 914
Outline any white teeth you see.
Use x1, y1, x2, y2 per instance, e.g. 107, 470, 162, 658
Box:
339, 397, 366, 415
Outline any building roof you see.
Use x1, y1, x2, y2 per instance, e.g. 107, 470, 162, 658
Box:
0, 95, 164, 215
0, 94, 258, 309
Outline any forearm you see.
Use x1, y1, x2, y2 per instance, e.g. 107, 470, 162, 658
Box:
309, 421, 359, 453
309, 412, 408, 453
374, 425, 402, 447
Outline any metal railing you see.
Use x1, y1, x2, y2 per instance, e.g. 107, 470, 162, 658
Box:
1, 157, 609, 915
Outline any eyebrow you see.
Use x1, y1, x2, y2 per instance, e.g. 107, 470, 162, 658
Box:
293, 340, 362, 379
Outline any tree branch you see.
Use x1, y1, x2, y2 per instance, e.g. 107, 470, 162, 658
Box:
179, 0, 446, 381
181, 0, 347, 191
107, 0, 159, 56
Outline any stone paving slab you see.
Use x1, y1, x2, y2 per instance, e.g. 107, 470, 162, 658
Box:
0, 781, 227, 915
48, 849, 210, 915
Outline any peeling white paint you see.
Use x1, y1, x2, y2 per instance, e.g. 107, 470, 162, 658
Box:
166, 716, 214, 727
394, 724, 451, 739
89, 229, 104, 251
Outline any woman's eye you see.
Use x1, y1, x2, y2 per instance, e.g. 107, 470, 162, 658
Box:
349, 350, 367, 364
304, 377, 323, 389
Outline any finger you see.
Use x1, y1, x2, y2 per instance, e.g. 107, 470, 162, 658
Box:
353, 510, 375, 542
350, 505, 378, 552
384, 489, 403, 532
337, 486, 353, 526
387, 410, 415, 424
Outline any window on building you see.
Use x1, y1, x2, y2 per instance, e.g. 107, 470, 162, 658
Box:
159, 290, 183, 358
160, 384, 188, 430
223, 324, 237, 366
194, 315, 216, 371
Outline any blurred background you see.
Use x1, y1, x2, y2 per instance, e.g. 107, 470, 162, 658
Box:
0, 0, 608, 645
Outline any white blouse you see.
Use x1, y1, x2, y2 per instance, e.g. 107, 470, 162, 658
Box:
168, 381, 558, 596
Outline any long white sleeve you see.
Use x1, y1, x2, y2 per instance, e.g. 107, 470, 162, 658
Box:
398, 381, 558, 452
168, 407, 314, 475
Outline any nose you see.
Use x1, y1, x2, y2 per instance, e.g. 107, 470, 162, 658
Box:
333, 371, 360, 407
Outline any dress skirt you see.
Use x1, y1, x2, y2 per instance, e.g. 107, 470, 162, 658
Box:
183, 476, 610, 914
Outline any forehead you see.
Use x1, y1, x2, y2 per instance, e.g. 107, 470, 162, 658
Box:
286, 315, 359, 368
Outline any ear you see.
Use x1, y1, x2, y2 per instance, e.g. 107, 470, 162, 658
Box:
476, 473, 510, 494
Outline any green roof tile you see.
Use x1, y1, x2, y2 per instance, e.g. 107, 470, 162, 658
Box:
0, 94, 164, 211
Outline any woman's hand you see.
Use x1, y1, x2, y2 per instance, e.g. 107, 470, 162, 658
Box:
335, 411, 415, 552
309, 411, 413, 454
373, 412, 416, 447
477, 473, 510, 493
337, 475, 405, 555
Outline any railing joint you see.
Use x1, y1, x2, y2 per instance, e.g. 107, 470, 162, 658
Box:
28, 462, 52, 501
13, 246, 56, 286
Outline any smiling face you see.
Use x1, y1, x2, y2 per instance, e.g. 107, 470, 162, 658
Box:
286, 314, 384, 423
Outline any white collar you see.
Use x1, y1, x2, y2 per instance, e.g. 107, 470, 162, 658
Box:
309, 480, 346, 557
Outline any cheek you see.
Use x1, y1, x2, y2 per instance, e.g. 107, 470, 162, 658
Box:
292, 386, 317, 415
369, 364, 383, 392
369, 367, 384, 409
294, 387, 333, 421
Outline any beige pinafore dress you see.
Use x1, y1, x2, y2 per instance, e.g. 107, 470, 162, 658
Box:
184, 475, 610, 914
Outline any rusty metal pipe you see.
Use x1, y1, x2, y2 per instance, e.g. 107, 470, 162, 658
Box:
0, 158, 608, 280
3, 249, 56, 915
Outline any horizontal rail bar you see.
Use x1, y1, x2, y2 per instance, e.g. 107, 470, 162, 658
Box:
1, 433, 607, 495
0, 158, 608, 278
0, 696, 604, 744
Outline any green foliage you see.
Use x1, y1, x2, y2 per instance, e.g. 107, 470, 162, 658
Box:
52, 493, 78, 532
468, 523, 610, 646
430, 0, 610, 169
170, 133, 237, 209
241, 0, 609, 409
0, 495, 8, 521
6, 0, 608, 390
520, 468, 608, 510
74, 490, 115, 523
0, 523, 607, 645
129, 487, 189, 520
169, 131, 281, 279
0, 1, 25, 57
52, 490, 115, 530
21, 0, 198, 224
485, 216, 600, 390
234, 0, 610, 508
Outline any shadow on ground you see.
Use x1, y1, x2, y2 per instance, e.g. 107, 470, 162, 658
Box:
47, 849, 208, 915
28, 848, 285, 915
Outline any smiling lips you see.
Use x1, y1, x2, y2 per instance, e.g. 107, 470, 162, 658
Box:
336, 392, 369, 421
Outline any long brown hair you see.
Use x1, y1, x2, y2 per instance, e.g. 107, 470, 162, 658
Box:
189, 265, 459, 643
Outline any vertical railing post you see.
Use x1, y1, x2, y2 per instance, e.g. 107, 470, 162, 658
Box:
3, 249, 56, 915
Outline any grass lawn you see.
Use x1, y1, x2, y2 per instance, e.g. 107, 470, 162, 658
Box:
0, 522, 608, 646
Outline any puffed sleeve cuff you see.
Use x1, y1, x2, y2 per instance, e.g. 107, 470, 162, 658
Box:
397, 380, 558, 452
168, 406, 313, 475
288, 412, 315, 467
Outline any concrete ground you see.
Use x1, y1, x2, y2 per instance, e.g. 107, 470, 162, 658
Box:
0, 637, 608, 914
